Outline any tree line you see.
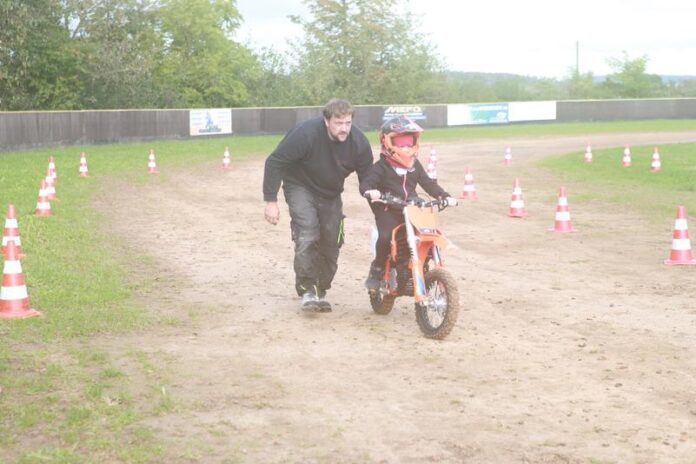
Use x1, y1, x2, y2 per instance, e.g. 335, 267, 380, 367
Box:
1, 0, 695, 111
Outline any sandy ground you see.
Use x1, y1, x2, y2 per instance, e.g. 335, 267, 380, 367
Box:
99, 131, 696, 463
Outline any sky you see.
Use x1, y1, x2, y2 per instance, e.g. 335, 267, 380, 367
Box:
234, 0, 696, 79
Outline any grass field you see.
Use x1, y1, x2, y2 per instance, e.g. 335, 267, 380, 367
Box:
540, 142, 696, 222
1, 119, 695, 462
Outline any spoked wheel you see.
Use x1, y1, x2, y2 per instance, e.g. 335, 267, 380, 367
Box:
370, 291, 396, 315
415, 268, 460, 339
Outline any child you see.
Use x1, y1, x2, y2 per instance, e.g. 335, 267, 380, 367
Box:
359, 117, 457, 292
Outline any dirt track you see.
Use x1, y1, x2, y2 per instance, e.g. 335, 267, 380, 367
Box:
101, 131, 696, 463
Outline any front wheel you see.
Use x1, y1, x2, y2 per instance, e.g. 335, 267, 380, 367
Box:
370, 291, 396, 315
415, 268, 460, 339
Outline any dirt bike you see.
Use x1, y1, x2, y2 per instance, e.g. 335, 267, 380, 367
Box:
366, 193, 460, 340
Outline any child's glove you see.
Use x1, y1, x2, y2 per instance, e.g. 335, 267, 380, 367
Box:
445, 197, 458, 207
364, 190, 382, 201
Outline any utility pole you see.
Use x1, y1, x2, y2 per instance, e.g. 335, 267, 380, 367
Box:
576, 40, 580, 76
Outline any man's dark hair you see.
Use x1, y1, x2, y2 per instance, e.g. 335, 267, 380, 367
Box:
322, 99, 353, 120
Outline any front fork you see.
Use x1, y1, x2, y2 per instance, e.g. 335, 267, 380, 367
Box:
403, 207, 428, 303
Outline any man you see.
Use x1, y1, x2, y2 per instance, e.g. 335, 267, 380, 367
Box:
263, 99, 374, 312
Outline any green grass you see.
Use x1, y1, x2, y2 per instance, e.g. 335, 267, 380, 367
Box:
538, 142, 696, 222
1, 119, 695, 462
422, 118, 696, 141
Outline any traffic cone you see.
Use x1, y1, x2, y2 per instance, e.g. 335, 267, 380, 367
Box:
548, 186, 575, 233
222, 146, 232, 170
35, 180, 52, 217
2, 204, 23, 257
622, 146, 632, 167
508, 178, 527, 217
44, 167, 57, 200
147, 149, 158, 174
79, 152, 89, 177
651, 147, 661, 172
584, 144, 593, 163
503, 146, 512, 165
426, 148, 438, 179
664, 205, 696, 265
0, 240, 41, 319
48, 156, 57, 184
459, 167, 478, 200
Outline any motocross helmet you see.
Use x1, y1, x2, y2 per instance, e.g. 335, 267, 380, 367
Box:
379, 116, 423, 169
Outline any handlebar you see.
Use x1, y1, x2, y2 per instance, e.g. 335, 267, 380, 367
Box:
363, 192, 453, 211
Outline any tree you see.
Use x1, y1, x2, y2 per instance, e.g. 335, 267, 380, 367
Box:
603, 52, 663, 98
289, 0, 446, 105
247, 47, 304, 107
0, 0, 81, 110
668, 79, 696, 98
565, 68, 594, 100
156, 0, 259, 107
63, 0, 163, 108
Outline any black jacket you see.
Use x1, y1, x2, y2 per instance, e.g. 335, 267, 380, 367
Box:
359, 156, 450, 206
263, 117, 374, 201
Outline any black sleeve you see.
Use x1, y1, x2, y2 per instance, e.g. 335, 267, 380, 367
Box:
262, 128, 311, 202
354, 136, 375, 187
359, 161, 382, 195
415, 161, 450, 198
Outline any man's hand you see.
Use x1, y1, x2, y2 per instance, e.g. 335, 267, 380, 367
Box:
264, 202, 280, 225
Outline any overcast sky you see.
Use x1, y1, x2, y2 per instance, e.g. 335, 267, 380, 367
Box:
235, 0, 696, 79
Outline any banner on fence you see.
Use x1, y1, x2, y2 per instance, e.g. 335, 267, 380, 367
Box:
382, 105, 427, 122
447, 101, 557, 126
508, 101, 557, 122
189, 109, 232, 136
447, 103, 509, 126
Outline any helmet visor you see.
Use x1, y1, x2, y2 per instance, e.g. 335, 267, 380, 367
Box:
391, 134, 416, 147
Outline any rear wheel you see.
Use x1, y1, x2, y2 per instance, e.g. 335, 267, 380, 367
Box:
370, 291, 396, 315
415, 268, 460, 339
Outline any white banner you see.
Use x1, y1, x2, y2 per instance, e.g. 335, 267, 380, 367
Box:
508, 101, 556, 122
447, 101, 557, 126
447, 103, 509, 126
189, 109, 232, 136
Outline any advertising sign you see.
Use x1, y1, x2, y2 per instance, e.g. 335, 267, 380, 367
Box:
189, 109, 232, 136
447, 103, 509, 126
382, 105, 427, 122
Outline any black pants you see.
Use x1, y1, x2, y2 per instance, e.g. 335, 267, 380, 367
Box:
373, 207, 403, 268
283, 183, 344, 296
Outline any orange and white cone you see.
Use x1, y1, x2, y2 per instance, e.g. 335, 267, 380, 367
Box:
664, 205, 696, 265
584, 144, 593, 163
622, 146, 632, 167
79, 152, 89, 177
44, 167, 57, 200
222, 146, 232, 170
503, 146, 512, 165
508, 178, 527, 217
35, 180, 52, 217
0, 240, 41, 319
426, 148, 438, 179
2, 204, 23, 257
548, 186, 575, 233
459, 167, 478, 200
48, 156, 57, 184
651, 147, 661, 172
147, 149, 158, 174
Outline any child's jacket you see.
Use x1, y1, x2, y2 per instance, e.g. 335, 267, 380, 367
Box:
359, 156, 450, 209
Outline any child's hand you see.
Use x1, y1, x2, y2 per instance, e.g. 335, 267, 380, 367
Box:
364, 190, 382, 201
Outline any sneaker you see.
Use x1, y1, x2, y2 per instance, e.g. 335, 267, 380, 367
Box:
364, 263, 383, 292
301, 291, 320, 312
316, 289, 332, 313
